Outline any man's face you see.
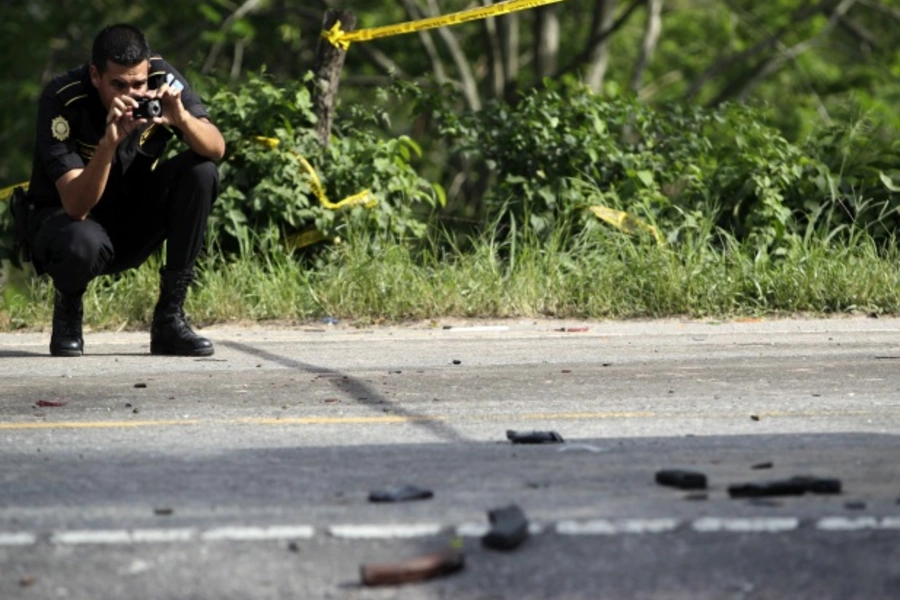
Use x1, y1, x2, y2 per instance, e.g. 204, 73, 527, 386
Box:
89, 60, 150, 111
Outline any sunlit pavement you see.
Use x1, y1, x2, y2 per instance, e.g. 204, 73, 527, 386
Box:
1, 318, 899, 599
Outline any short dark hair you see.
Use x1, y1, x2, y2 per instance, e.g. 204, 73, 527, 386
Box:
91, 24, 151, 73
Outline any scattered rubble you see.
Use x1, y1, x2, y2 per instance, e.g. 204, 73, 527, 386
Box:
482, 504, 529, 551
35, 399, 67, 408
360, 550, 464, 586
728, 476, 841, 498
507, 430, 564, 444
655, 469, 708, 490
369, 485, 434, 503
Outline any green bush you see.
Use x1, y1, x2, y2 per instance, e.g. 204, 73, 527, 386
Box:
421, 81, 899, 252
207, 71, 444, 256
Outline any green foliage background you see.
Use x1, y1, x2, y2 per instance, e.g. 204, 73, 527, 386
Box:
1, 0, 899, 260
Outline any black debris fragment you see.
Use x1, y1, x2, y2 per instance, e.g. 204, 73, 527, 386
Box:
369, 485, 434, 503
506, 430, 564, 444
134, 383, 148, 389
482, 504, 529, 551
728, 476, 842, 498
361, 550, 464, 586
752, 462, 774, 470
789, 476, 842, 494
35, 399, 67, 408
728, 480, 805, 497
655, 469, 708, 490
154, 507, 173, 516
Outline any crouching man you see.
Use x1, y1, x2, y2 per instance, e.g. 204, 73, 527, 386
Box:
24, 23, 225, 357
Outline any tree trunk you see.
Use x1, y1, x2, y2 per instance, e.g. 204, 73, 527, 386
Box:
533, 5, 560, 81
630, 0, 663, 92
313, 10, 356, 147
500, 13, 520, 102
425, 0, 482, 110
480, 0, 506, 100
586, 0, 618, 92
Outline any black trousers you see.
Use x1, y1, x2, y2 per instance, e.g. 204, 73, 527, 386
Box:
31, 151, 219, 295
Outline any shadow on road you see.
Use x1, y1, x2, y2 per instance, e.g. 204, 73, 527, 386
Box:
220, 340, 467, 442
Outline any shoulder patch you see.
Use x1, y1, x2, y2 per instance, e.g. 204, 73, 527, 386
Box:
51, 116, 71, 142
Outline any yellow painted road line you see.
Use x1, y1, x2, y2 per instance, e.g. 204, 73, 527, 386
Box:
0, 412, 651, 430
0, 420, 201, 430
522, 412, 656, 420
1, 408, 896, 431
239, 416, 443, 426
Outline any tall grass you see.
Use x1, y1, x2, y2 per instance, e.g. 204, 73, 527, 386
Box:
3, 210, 900, 331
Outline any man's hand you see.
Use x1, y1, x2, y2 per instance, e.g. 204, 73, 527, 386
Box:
151, 80, 190, 128
149, 75, 226, 161
103, 95, 146, 146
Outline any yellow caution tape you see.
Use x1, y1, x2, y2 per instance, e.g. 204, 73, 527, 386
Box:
0, 182, 29, 203
253, 136, 375, 250
253, 136, 377, 211
590, 205, 664, 244
324, 0, 567, 50
285, 227, 340, 251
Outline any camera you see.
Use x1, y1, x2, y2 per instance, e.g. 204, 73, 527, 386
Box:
133, 97, 162, 119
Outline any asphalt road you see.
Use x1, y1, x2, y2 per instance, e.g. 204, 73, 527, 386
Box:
1, 317, 899, 599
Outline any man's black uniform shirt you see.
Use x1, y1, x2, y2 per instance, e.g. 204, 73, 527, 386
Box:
28, 56, 209, 211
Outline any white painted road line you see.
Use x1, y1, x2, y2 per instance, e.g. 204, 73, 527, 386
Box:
52, 529, 196, 545
557, 519, 680, 536
328, 523, 444, 539
201, 526, 315, 541
817, 517, 900, 531
3, 516, 899, 548
693, 517, 800, 533
0, 532, 37, 546
456, 522, 490, 537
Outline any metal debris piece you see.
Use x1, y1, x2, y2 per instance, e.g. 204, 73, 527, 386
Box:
360, 550, 464, 586
728, 476, 842, 498
482, 504, 529, 551
35, 399, 67, 407
506, 430, 564, 444
369, 485, 434, 503
656, 469, 708, 490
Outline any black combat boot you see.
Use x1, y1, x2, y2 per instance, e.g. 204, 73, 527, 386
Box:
50, 289, 84, 357
150, 269, 214, 356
